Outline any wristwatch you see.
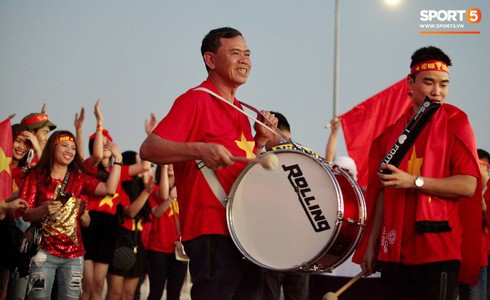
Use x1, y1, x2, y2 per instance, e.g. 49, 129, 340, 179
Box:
414, 176, 424, 189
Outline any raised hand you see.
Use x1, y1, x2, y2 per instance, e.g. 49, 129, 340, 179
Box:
145, 112, 158, 135
74, 107, 85, 131
94, 99, 103, 125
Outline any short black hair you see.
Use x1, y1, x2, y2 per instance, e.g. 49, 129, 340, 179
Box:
410, 46, 452, 69
201, 27, 243, 71
270, 111, 290, 133
478, 148, 490, 162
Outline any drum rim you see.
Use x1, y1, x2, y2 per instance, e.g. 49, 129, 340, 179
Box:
318, 165, 367, 272
226, 149, 346, 271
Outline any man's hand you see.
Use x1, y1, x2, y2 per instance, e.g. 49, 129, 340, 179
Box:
253, 110, 278, 140
361, 246, 377, 276
199, 143, 233, 171
378, 164, 417, 189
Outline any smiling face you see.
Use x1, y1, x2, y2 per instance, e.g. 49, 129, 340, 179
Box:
12, 135, 29, 161
54, 140, 76, 166
408, 70, 450, 110
205, 35, 251, 89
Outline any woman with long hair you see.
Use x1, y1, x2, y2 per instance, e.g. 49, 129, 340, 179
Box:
147, 164, 188, 300
106, 150, 153, 300
80, 103, 154, 300
18, 130, 122, 299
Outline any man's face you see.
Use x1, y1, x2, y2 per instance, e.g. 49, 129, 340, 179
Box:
209, 36, 251, 87
408, 70, 449, 109
34, 126, 51, 150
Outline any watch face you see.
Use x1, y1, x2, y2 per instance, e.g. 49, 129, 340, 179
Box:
415, 177, 424, 188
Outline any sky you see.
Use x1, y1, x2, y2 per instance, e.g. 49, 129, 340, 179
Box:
1, 0, 489, 158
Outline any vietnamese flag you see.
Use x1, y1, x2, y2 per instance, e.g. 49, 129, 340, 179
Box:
0, 117, 13, 202
340, 78, 411, 190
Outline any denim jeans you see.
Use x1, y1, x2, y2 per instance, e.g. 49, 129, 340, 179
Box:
456, 266, 487, 300
27, 249, 83, 300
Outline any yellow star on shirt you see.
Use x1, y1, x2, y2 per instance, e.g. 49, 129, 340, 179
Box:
132, 219, 144, 231
407, 146, 431, 201
168, 199, 179, 217
235, 133, 256, 159
407, 146, 423, 176
0, 147, 12, 175
99, 193, 119, 208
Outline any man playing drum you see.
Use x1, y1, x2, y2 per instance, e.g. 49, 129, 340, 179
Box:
354, 46, 481, 300
140, 27, 277, 299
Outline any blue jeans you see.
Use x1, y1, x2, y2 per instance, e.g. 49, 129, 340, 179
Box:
27, 249, 83, 300
456, 266, 487, 300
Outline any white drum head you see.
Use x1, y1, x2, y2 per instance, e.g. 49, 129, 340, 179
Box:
227, 150, 342, 270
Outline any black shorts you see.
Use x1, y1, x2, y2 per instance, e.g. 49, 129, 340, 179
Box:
82, 211, 118, 264
108, 227, 149, 278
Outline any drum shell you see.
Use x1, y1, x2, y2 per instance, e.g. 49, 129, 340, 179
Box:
226, 149, 366, 273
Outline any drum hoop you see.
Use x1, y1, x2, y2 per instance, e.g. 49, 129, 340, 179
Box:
226, 149, 346, 271
320, 165, 367, 271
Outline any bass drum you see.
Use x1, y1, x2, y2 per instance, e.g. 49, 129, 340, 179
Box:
226, 149, 366, 272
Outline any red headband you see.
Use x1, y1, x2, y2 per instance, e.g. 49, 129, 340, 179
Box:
57, 134, 75, 144
410, 60, 449, 75
21, 114, 49, 127
89, 129, 113, 142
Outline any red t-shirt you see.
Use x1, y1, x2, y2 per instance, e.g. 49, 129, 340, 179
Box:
118, 185, 148, 232
152, 79, 254, 241
147, 192, 181, 253
19, 169, 100, 258
83, 159, 130, 215
398, 127, 478, 264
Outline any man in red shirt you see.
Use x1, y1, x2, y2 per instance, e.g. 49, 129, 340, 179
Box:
140, 27, 277, 299
353, 46, 481, 299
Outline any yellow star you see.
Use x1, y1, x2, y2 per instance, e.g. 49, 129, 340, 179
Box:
133, 219, 144, 231
235, 133, 256, 159
407, 146, 431, 202
99, 193, 119, 208
0, 147, 12, 175
168, 199, 179, 217
407, 146, 423, 176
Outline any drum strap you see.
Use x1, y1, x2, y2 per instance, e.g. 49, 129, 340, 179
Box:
193, 87, 293, 143
195, 160, 227, 208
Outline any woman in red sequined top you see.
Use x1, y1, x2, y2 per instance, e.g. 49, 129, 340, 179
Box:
18, 130, 122, 299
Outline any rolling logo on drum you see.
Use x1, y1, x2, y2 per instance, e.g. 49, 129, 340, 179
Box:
282, 164, 331, 232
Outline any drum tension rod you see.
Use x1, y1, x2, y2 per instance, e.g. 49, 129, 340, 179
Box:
338, 215, 365, 227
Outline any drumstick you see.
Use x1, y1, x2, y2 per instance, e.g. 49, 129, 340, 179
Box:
322, 270, 365, 300
232, 153, 279, 170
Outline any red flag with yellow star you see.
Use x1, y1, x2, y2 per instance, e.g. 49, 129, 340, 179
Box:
340, 78, 411, 190
0, 117, 13, 202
